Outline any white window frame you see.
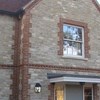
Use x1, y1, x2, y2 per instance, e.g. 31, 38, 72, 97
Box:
63, 24, 85, 59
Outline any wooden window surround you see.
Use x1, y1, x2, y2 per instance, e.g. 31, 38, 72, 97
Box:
58, 18, 90, 59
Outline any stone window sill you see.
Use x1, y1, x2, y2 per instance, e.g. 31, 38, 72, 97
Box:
61, 56, 88, 61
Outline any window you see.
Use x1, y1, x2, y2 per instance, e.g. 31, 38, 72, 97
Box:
63, 24, 84, 57
58, 18, 89, 58
84, 87, 93, 100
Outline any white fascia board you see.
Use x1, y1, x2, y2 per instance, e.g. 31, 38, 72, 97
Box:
49, 77, 100, 83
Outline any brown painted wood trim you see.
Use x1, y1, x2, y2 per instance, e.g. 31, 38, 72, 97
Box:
92, 0, 100, 12
29, 64, 100, 73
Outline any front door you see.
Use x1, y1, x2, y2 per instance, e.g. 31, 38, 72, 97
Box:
66, 85, 83, 100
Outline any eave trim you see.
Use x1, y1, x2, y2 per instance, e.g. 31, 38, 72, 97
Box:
0, 8, 25, 17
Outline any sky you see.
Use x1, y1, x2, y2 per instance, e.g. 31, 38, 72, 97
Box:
97, 0, 100, 4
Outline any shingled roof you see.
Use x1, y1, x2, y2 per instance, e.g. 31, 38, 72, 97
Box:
0, 0, 32, 16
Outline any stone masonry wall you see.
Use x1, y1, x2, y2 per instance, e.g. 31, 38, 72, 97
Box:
29, 0, 100, 68
29, 69, 49, 100
29, 68, 100, 100
0, 15, 14, 64
0, 69, 12, 100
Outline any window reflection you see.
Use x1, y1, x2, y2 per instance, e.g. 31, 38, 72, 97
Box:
63, 24, 83, 57
63, 24, 82, 41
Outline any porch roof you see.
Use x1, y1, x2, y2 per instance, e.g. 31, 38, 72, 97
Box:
47, 73, 100, 83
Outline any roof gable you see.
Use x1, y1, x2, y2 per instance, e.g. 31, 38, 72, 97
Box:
0, 0, 31, 12
0, 0, 99, 16
0, 0, 42, 16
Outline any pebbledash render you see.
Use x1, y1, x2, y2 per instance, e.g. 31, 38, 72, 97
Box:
0, 0, 100, 100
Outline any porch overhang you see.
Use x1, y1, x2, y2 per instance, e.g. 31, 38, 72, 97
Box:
47, 73, 100, 83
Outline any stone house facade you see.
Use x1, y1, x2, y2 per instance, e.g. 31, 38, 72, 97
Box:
0, 0, 100, 100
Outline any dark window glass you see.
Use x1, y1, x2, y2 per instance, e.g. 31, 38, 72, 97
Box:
84, 88, 92, 100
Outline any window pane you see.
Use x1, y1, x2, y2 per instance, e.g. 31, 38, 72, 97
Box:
73, 42, 82, 56
63, 40, 73, 55
84, 88, 92, 100
85, 88, 92, 95
85, 96, 92, 100
63, 40, 82, 56
63, 24, 82, 41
